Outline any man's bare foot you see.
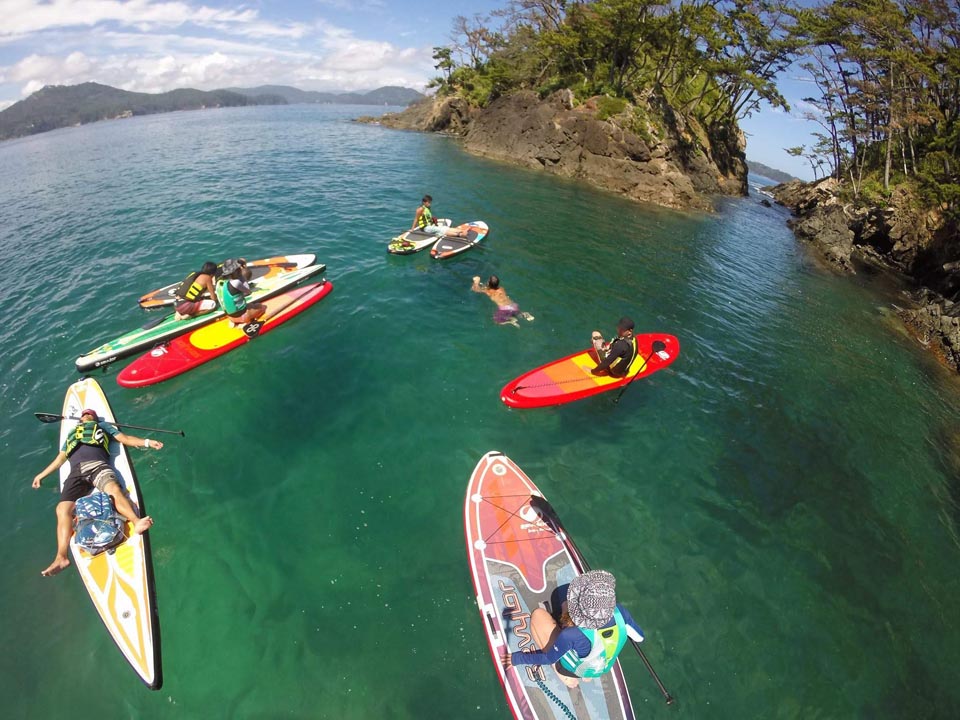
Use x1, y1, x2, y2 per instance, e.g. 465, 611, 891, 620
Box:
41, 556, 71, 577
133, 516, 153, 534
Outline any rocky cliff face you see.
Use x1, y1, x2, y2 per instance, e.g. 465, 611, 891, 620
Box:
772, 178, 960, 372
372, 91, 747, 212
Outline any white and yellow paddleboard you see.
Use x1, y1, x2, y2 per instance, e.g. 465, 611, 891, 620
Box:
58, 378, 162, 689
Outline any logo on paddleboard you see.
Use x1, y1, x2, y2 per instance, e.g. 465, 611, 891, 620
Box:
518, 504, 550, 534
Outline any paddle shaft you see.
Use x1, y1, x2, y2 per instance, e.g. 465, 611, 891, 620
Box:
614, 340, 666, 405
531, 497, 675, 705
35, 413, 185, 437
242, 282, 321, 337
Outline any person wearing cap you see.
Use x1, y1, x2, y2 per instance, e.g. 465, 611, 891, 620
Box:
500, 570, 645, 688
173, 260, 219, 321
590, 317, 638, 377
215, 258, 265, 327
31, 409, 163, 577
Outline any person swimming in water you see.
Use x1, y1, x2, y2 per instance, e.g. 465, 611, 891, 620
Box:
471, 275, 534, 326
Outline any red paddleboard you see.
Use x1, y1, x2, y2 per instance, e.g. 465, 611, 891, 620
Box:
501, 334, 679, 409
465, 451, 635, 720
117, 281, 332, 387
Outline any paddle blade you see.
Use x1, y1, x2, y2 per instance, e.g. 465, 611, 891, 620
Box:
35, 412, 63, 424
242, 320, 263, 338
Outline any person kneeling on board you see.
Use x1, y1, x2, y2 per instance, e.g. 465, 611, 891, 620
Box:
173, 260, 219, 321
590, 317, 638, 377
500, 570, 644, 688
216, 258, 265, 328
31, 409, 163, 577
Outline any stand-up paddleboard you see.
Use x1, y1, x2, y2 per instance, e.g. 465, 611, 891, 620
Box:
430, 221, 489, 259
501, 334, 679, 409
465, 451, 635, 720
58, 377, 162, 689
137, 254, 317, 308
76, 264, 326, 373
117, 281, 333, 387
387, 219, 451, 255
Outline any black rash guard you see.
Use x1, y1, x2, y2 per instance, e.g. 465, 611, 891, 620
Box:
594, 336, 635, 377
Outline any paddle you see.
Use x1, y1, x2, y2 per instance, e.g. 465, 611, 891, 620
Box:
613, 340, 667, 405
529, 495, 676, 705
35, 413, 185, 437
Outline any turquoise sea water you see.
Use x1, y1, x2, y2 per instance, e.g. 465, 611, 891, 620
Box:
1, 105, 958, 719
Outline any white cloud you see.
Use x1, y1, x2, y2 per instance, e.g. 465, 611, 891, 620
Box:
0, 1, 435, 102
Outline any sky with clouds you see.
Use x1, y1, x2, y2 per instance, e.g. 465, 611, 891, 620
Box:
0, 0, 818, 179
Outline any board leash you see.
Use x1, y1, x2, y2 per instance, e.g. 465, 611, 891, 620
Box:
534, 676, 577, 720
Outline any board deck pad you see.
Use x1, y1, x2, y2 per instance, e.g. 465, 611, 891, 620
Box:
501, 334, 679, 409
465, 451, 635, 720
58, 378, 162, 689
117, 281, 333, 387
430, 221, 488, 259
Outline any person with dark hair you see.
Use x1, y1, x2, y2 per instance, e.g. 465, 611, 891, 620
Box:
471, 275, 534, 326
500, 570, 645, 689
591, 317, 637, 376
412, 194, 466, 237
173, 260, 219, 321
215, 258, 265, 328
31, 409, 163, 577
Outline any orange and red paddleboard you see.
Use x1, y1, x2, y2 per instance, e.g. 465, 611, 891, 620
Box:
500, 334, 679, 409
118, 281, 332, 387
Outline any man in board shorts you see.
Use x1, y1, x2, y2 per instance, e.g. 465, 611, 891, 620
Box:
32, 409, 163, 577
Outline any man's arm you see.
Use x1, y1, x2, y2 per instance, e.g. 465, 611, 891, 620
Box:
33, 451, 68, 488
115, 432, 164, 451
592, 338, 627, 374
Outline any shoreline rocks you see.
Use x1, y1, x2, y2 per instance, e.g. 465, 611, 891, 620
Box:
771, 178, 960, 373
363, 91, 747, 212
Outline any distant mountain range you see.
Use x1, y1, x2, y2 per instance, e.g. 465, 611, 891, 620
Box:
227, 85, 423, 107
0, 82, 424, 142
747, 160, 796, 184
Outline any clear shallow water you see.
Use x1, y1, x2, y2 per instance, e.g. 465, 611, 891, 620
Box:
1, 105, 958, 719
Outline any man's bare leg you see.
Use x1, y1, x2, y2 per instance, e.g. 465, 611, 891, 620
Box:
41, 501, 76, 576
103, 483, 153, 534
530, 608, 579, 688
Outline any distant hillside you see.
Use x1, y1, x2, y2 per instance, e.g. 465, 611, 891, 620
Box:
227, 85, 423, 106
747, 160, 796, 184
0, 82, 286, 141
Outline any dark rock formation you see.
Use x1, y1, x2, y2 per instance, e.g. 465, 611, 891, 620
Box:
772, 178, 960, 372
367, 90, 746, 212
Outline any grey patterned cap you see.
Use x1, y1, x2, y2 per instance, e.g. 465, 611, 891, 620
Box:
567, 570, 617, 629
220, 258, 242, 276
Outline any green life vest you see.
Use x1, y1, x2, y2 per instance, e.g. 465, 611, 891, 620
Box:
417, 205, 434, 229
558, 607, 628, 678
175, 271, 207, 301
63, 421, 111, 457
216, 279, 247, 315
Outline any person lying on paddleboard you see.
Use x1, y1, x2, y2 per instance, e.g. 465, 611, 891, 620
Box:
411, 194, 467, 237
591, 317, 637, 377
216, 258, 265, 328
500, 570, 645, 688
471, 275, 534, 326
31, 409, 163, 577
173, 260, 218, 321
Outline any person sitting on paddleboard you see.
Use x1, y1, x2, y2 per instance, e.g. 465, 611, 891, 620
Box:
471, 275, 534, 326
216, 258, 265, 328
31, 409, 163, 577
591, 317, 638, 377
500, 570, 645, 688
173, 260, 218, 321
411, 194, 466, 237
